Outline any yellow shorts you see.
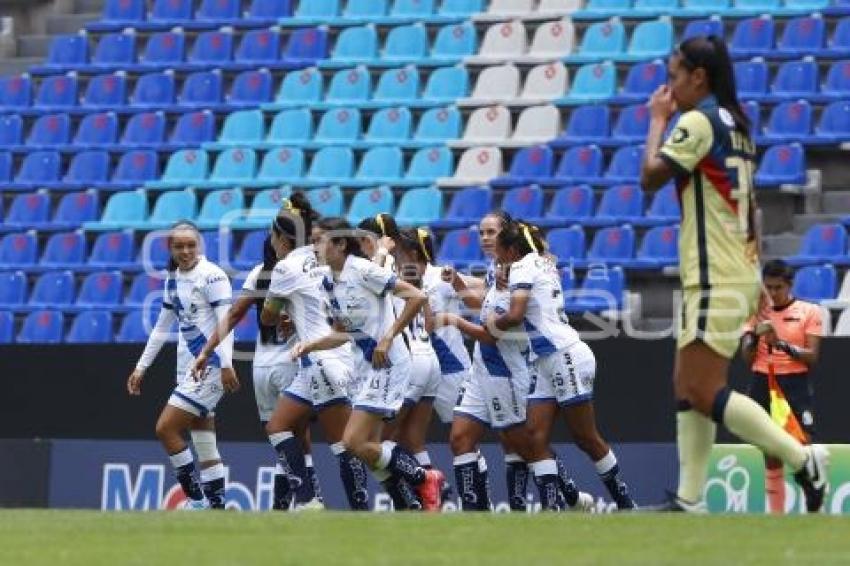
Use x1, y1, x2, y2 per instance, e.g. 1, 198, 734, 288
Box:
677, 284, 760, 359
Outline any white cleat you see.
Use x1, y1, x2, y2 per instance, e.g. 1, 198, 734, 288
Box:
294, 498, 326, 512
569, 492, 595, 513
180, 498, 211, 510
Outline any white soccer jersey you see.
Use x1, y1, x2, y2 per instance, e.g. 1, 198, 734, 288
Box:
473, 286, 530, 380
161, 256, 233, 375
242, 264, 295, 367
508, 252, 580, 358
323, 255, 408, 366
423, 264, 471, 374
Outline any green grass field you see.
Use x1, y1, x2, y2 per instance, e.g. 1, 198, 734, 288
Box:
1, 511, 848, 566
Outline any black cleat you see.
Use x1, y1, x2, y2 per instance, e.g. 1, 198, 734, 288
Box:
642, 492, 706, 513
795, 445, 830, 513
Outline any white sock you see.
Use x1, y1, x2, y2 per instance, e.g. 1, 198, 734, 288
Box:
330, 442, 346, 456
453, 452, 478, 466
532, 459, 558, 477
200, 463, 225, 483
415, 451, 431, 467
169, 448, 194, 469
594, 450, 617, 476
376, 441, 396, 470
304, 454, 314, 468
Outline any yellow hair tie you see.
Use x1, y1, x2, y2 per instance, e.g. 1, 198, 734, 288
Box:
417, 228, 432, 263
376, 214, 387, 236
522, 224, 538, 254
281, 198, 301, 217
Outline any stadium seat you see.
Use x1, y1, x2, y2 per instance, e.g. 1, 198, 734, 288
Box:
431, 186, 492, 229
26, 113, 70, 148
365, 106, 412, 144
437, 228, 483, 268
591, 184, 644, 226
0, 311, 13, 343
85, 189, 147, 231
762, 100, 812, 143
0, 232, 37, 267
613, 61, 666, 104
519, 62, 569, 102
260, 109, 309, 147
645, 183, 680, 225
792, 264, 837, 302
777, 16, 825, 58
458, 105, 512, 145
136, 31, 185, 71
235, 29, 280, 67
232, 229, 268, 268
116, 310, 158, 343
121, 112, 167, 148
438, 0, 485, 18
501, 184, 545, 223
743, 100, 761, 134
814, 100, 850, 142
787, 224, 847, 265
31, 35, 88, 74
611, 104, 650, 144
342, 0, 387, 23
3, 193, 50, 230
464, 63, 521, 104
89, 231, 136, 269
168, 110, 216, 148
551, 145, 603, 184
139, 231, 172, 269
72, 113, 118, 149
491, 145, 554, 187
147, 0, 193, 29
144, 190, 198, 229
76, 271, 123, 308
329, 25, 378, 65
431, 22, 478, 62
621, 19, 672, 62
11, 151, 61, 190
373, 66, 419, 105
288, 0, 339, 23
519, 19, 574, 62
682, 19, 724, 40
0, 114, 23, 148
730, 17, 775, 59
754, 143, 806, 186
547, 226, 586, 265
195, 0, 241, 25
325, 67, 371, 104
130, 71, 176, 109
40, 232, 86, 269
566, 266, 625, 313
201, 231, 234, 264
821, 60, 850, 100
479, 0, 535, 18
18, 310, 64, 344
633, 225, 678, 268
314, 107, 363, 143
603, 145, 644, 185
186, 30, 234, 70
536, 0, 583, 16
679, 0, 730, 15
305, 186, 345, 217
586, 225, 635, 265
203, 148, 257, 188
147, 149, 209, 189
212, 109, 265, 148
196, 188, 245, 228
106, 149, 159, 190
770, 58, 818, 100
353, 146, 404, 184
469, 20, 528, 64
81, 73, 127, 109
540, 184, 594, 226
347, 186, 395, 225
240, 187, 292, 227
0, 271, 26, 308
561, 62, 616, 104
573, 0, 630, 18
281, 27, 329, 66
88, 0, 146, 31
438, 146, 495, 186
28, 271, 75, 308
66, 311, 113, 343
825, 18, 850, 58
510, 104, 560, 144
179, 70, 223, 108
395, 187, 443, 226
382, 24, 429, 64
731, 0, 781, 15
51, 190, 99, 229
0, 152, 10, 183
557, 104, 610, 145
0, 74, 31, 109
735, 59, 768, 100
255, 147, 304, 185
89, 32, 137, 72
386, 0, 436, 22
422, 65, 470, 103
270, 67, 323, 109
570, 20, 625, 62
306, 147, 355, 183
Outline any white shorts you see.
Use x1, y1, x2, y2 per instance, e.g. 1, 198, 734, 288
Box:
285, 356, 351, 410
352, 356, 411, 419
253, 363, 299, 422
454, 367, 528, 430
528, 341, 596, 407
434, 369, 467, 424
168, 367, 224, 418
404, 349, 441, 406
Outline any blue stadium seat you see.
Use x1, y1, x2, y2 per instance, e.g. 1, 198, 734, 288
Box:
347, 186, 395, 225
413, 106, 461, 145
179, 70, 223, 108
18, 310, 64, 344
602, 145, 643, 185
373, 66, 419, 104
4, 193, 49, 230
422, 65, 469, 103
354, 146, 404, 184
383, 23, 429, 64
821, 59, 850, 100
186, 30, 233, 70
234, 312, 259, 342
792, 264, 837, 302
762, 100, 812, 143
121, 111, 166, 148
76, 271, 123, 308
0, 311, 13, 343
130, 71, 176, 109
547, 226, 586, 265
246, 0, 294, 24
211, 109, 265, 148
288, 0, 339, 23
116, 310, 158, 343
81, 73, 127, 109
0, 232, 37, 267
552, 145, 603, 184
561, 62, 616, 104
28, 270, 75, 308
365, 106, 412, 144
104, 149, 159, 190
202, 148, 256, 188
825, 18, 850, 58
404, 146, 453, 184
735, 59, 768, 100
136, 31, 185, 72
87, 0, 146, 32
144, 190, 198, 229
431, 186, 492, 229
540, 185, 594, 227
40, 232, 86, 269
730, 17, 775, 59
72, 112, 118, 148
591, 184, 644, 226
84, 190, 147, 231
501, 184, 545, 223
325, 66, 371, 104
343, 0, 388, 21
147, 149, 208, 189
305, 185, 345, 217
395, 186, 442, 226
307, 147, 354, 183
11, 151, 61, 190
195, 0, 241, 25
281, 27, 329, 66
31, 35, 88, 74
0, 74, 31, 109
787, 224, 847, 265
743, 100, 761, 134
611, 104, 650, 144
586, 225, 635, 264
168, 110, 215, 148
66, 311, 113, 343
634, 0, 678, 14
731, 0, 780, 16
89, 32, 137, 72
239, 187, 292, 228
777, 16, 825, 58
612, 61, 666, 104
491, 145, 553, 187
139, 231, 172, 269
569, 21, 625, 63
329, 25, 379, 65
271, 67, 323, 108
437, 228, 483, 268
682, 19, 724, 41
201, 230, 234, 264
125, 273, 163, 308
228, 69, 273, 107
386, 0, 436, 22
0, 271, 26, 308
575, 0, 630, 18
622, 19, 673, 62
235, 28, 280, 67
0, 114, 22, 148
680, 0, 730, 14
315, 107, 362, 143
147, 0, 193, 28
431, 22, 477, 63
566, 265, 626, 313
769, 58, 818, 100
814, 100, 850, 142
633, 225, 678, 268
644, 183, 680, 225
51, 190, 98, 229
0, 152, 9, 183
26, 113, 70, 148
556, 105, 610, 146
754, 143, 806, 186
89, 231, 136, 269
196, 188, 245, 228
437, 0, 484, 19
256, 147, 304, 185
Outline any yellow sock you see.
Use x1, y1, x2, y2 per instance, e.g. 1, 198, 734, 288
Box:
722, 391, 807, 471
676, 409, 716, 504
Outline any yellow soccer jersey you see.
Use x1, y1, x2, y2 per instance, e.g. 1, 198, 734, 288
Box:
658, 99, 761, 289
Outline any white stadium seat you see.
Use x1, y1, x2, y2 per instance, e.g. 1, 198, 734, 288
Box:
520, 61, 569, 102
508, 104, 561, 145
474, 0, 537, 20
460, 63, 521, 106
452, 105, 513, 147
466, 20, 529, 64
439, 146, 503, 186
516, 19, 575, 62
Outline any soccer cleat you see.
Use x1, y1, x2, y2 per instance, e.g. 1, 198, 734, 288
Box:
568, 491, 595, 513
612, 481, 637, 510
795, 444, 829, 513
416, 469, 445, 512
294, 498, 326, 512
180, 498, 210, 511
644, 492, 706, 513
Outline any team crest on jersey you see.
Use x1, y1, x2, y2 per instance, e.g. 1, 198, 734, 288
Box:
672, 127, 689, 143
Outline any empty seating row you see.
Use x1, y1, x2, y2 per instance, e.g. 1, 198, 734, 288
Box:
572, 0, 830, 19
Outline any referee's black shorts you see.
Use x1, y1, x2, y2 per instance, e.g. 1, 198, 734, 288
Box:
748, 372, 816, 439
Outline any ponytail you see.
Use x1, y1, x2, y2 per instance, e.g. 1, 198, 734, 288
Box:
497, 220, 546, 257
255, 236, 278, 343
271, 191, 319, 247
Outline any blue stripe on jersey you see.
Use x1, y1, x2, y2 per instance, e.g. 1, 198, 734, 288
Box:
209, 298, 231, 308
299, 355, 312, 368
381, 274, 397, 297
510, 283, 533, 291
430, 333, 466, 374
354, 336, 378, 363
479, 343, 512, 378
162, 302, 173, 310
180, 324, 221, 367
523, 319, 557, 357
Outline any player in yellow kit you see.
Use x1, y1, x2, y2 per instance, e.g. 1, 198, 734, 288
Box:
640, 35, 828, 512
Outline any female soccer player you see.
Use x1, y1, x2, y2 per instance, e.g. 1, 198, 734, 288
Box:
358, 213, 399, 269
740, 260, 823, 513
491, 221, 635, 510
126, 221, 237, 509
640, 34, 828, 511
291, 218, 445, 511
